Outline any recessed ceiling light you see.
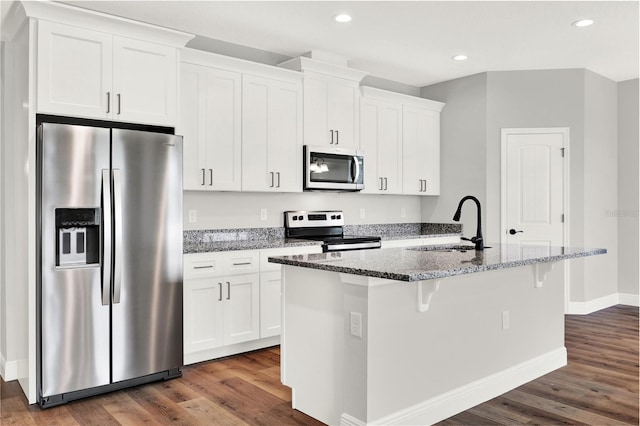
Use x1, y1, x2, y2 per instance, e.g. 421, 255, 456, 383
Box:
573, 19, 594, 27
333, 14, 352, 23
452, 54, 468, 61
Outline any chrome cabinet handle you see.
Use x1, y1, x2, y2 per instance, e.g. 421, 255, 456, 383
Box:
218, 283, 222, 301
112, 169, 123, 304
232, 262, 251, 266
270, 172, 274, 188
330, 130, 334, 144
101, 170, 112, 306
201, 169, 205, 186
335, 130, 339, 145
209, 169, 213, 186
384, 177, 388, 190
226, 282, 231, 300
379, 177, 383, 190
117, 93, 121, 115
276, 172, 280, 188
106, 92, 111, 114
193, 265, 213, 269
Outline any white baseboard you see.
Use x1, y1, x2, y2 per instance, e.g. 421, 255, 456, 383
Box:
618, 293, 640, 307
1, 353, 18, 382
340, 348, 567, 426
567, 292, 639, 314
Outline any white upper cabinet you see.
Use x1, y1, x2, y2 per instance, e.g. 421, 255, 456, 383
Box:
28, 2, 192, 126
403, 106, 441, 195
360, 97, 403, 194
242, 74, 303, 192
361, 87, 444, 196
37, 21, 113, 120
303, 74, 360, 149
279, 56, 367, 150
111, 36, 177, 125
178, 62, 242, 191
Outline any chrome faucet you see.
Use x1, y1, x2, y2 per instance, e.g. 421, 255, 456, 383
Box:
453, 195, 484, 251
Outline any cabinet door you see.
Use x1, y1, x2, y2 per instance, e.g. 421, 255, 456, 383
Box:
179, 63, 208, 190
183, 278, 224, 354
360, 98, 402, 194
302, 76, 330, 146
327, 80, 359, 149
260, 271, 282, 338
112, 36, 177, 126
242, 75, 302, 192
205, 68, 242, 190
402, 106, 440, 195
377, 101, 403, 194
268, 79, 303, 192
37, 20, 112, 119
360, 98, 380, 194
223, 274, 260, 345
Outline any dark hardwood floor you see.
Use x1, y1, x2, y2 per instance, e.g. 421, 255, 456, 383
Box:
1, 305, 638, 425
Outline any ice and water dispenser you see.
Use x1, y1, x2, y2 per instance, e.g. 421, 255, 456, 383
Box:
55, 208, 100, 267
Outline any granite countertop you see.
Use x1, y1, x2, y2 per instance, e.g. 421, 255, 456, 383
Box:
183, 223, 463, 254
183, 238, 322, 254
268, 244, 607, 281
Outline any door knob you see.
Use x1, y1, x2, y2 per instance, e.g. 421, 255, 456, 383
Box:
509, 229, 523, 235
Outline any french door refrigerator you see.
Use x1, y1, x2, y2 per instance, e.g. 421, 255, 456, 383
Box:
37, 121, 183, 407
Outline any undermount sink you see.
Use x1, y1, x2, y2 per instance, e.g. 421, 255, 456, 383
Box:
408, 245, 492, 253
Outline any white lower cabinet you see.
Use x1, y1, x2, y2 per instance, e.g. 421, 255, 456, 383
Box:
183, 244, 321, 364
183, 251, 260, 359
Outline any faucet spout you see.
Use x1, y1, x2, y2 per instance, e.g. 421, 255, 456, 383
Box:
452, 195, 484, 251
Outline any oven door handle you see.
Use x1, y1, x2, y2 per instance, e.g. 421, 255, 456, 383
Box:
351, 156, 361, 183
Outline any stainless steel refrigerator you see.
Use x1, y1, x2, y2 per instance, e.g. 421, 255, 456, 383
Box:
36, 121, 183, 407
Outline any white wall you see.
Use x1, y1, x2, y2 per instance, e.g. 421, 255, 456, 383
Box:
617, 79, 639, 298
583, 71, 619, 301
184, 191, 423, 230
420, 72, 487, 238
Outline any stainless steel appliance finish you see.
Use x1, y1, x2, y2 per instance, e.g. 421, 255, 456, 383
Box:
304, 146, 364, 191
37, 122, 183, 407
284, 210, 381, 252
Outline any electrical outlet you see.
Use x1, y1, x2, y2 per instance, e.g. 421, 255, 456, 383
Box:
401, 207, 406, 218
502, 310, 510, 330
350, 312, 362, 338
188, 209, 197, 223
260, 208, 268, 221
360, 208, 366, 219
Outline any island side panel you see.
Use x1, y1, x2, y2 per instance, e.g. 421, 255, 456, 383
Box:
281, 265, 346, 426
361, 263, 567, 424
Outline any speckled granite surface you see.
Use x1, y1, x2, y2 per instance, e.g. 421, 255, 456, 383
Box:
268, 244, 607, 282
183, 223, 462, 253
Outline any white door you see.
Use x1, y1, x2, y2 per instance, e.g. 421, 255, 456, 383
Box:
183, 278, 225, 354
327, 79, 359, 149
502, 128, 567, 250
260, 271, 283, 338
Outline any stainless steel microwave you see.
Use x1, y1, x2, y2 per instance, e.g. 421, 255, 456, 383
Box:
304, 145, 364, 191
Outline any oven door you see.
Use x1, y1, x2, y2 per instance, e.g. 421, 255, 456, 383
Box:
304, 146, 364, 191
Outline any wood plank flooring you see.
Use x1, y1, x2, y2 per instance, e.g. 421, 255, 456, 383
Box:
1, 305, 637, 425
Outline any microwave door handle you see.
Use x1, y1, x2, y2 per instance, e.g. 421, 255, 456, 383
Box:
351, 156, 361, 183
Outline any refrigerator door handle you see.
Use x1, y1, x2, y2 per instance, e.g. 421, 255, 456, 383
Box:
101, 169, 112, 306
113, 169, 123, 304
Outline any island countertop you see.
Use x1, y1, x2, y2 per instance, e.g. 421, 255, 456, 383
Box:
268, 243, 607, 281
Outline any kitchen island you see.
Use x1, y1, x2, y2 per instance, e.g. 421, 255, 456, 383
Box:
269, 244, 606, 425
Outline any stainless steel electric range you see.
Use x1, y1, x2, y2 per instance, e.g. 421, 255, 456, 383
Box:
284, 210, 381, 252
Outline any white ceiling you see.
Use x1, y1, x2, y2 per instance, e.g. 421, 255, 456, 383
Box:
46, 1, 640, 87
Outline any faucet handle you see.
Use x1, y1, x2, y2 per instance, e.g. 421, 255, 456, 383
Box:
461, 236, 472, 242
462, 236, 483, 243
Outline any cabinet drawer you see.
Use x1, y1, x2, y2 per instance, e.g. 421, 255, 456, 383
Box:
225, 251, 260, 274
184, 253, 224, 279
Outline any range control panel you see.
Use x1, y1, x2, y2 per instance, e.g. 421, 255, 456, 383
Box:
284, 210, 345, 229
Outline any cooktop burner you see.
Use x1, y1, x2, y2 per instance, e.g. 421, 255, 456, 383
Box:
284, 210, 381, 252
